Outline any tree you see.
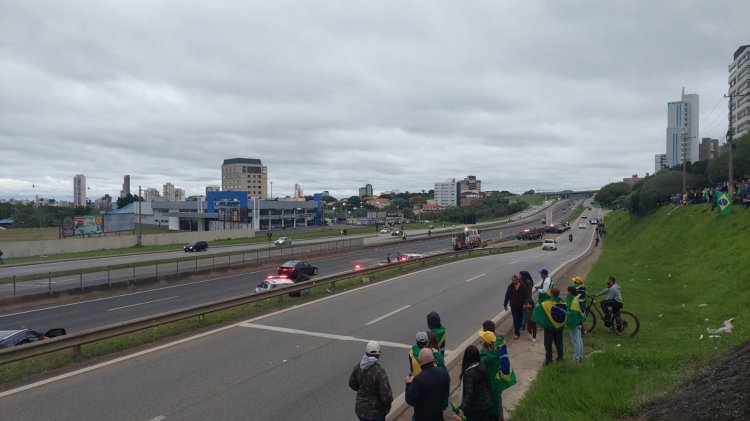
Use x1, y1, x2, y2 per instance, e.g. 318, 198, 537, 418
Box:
116, 193, 142, 209
523, 189, 535, 195
594, 182, 631, 207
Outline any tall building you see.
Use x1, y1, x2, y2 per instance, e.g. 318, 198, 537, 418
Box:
459, 175, 481, 194
698, 137, 719, 161
434, 178, 458, 207
357, 184, 373, 197
175, 188, 186, 201
120, 175, 130, 198
163, 182, 176, 201
654, 154, 668, 173
729, 45, 750, 138
221, 158, 267, 199
143, 188, 162, 202
73, 174, 86, 207
293, 183, 304, 199
665, 88, 699, 168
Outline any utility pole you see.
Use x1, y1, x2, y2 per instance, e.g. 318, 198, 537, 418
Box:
681, 130, 688, 199
137, 185, 142, 246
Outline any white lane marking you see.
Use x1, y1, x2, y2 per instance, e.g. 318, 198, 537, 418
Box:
465, 274, 485, 283
0, 260, 466, 398
239, 323, 410, 349
148, 417, 166, 421
107, 296, 179, 312
365, 305, 411, 326
0, 323, 239, 399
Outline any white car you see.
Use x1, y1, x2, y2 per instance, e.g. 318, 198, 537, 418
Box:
274, 237, 292, 246
578, 223, 587, 229
379, 229, 391, 234
542, 239, 558, 251
398, 252, 424, 262
589, 218, 598, 225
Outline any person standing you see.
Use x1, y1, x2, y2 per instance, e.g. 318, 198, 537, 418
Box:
426, 331, 447, 370
427, 311, 446, 357
532, 287, 565, 366
456, 345, 493, 421
408, 331, 430, 376
518, 271, 534, 330
523, 298, 537, 343
405, 348, 451, 421
503, 275, 528, 340
535, 269, 554, 303
566, 286, 584, 362
349, 341, 394, 421
598, 276, 623, 326
479, 326, 515, 421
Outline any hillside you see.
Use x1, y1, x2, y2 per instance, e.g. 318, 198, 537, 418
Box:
511, 204, 749, 420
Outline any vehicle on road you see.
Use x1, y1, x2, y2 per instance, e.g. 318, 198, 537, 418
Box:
379, 228, 391, 234
516, 227, 543, 240
590, 218, 598, 225
427, 224, 434, 230
542, 239, 558, 251
277, 260, 319, 278
391, 230, 402, 236
0, 328, 67, 349
183, 241, 208, 252
452, 228, 481, 250
254, 275, 295, 293
398, 252, 424, 262
274, 237, 292, 246
578, 223, 587, 229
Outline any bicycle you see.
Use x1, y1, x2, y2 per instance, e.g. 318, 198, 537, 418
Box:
581, 295, 640, 337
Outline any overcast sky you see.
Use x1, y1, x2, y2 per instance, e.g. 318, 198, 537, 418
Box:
1, 1, 747, 202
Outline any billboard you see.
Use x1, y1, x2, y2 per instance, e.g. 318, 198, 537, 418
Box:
63, 213, 136, 237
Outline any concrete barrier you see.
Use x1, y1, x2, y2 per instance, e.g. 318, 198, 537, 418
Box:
0, 229, 256, 258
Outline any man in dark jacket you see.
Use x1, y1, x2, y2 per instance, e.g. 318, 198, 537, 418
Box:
405, 348, 450, 420
349, 341, 393, 421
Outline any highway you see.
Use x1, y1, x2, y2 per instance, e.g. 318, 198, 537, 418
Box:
0, 205, 603, 420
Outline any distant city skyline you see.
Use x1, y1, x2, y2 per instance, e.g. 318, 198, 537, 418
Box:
1, 2, 747, 202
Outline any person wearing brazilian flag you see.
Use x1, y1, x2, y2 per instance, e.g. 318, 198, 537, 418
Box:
408, 331, 446, 378
479, 320, 516, 421
566, 286, 584, 362
531, 287, 566, 365
535, 268, 554, 303
427, 311, 446, 357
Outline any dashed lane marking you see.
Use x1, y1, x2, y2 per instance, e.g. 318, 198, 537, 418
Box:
365, 305, 411, 326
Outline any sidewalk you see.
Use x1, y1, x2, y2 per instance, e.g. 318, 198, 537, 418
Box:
392, 241, 602, 420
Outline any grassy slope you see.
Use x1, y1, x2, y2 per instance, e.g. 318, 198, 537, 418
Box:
511, 204, 750, 420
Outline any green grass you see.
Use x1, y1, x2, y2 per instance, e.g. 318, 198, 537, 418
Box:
510, 204, 750, 420
511, 194, 545, 206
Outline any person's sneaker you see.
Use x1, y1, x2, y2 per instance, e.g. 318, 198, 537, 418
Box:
513, 335, 520, 340
531, 338, 536, 343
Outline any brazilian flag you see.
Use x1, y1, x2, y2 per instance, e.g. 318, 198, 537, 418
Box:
716, 190, 732, 216
566, 295, 582, 328
531, 298, 566, 332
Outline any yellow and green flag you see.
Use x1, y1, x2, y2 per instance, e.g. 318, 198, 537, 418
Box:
531, 298, 566, 332
715, 190, 732, 216
566, 295, 582, 328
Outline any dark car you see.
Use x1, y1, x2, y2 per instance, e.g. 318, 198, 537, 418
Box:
184, 241, 208, 252
0, 328, 67, 349
277, 260, 318, 279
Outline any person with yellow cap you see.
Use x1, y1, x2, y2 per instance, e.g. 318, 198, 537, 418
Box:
479, 321, 516, 421
572, 276, 587, 299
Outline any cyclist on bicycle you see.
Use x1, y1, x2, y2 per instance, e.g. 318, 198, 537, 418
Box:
597, 276, 622, 326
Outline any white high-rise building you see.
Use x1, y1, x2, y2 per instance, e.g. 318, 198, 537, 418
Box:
654, 154, 668, 173
73, 174, 86, 207
434, 178, 458, 207
293, 183, 304, 199
665, 88, 699, 168
163, 182, 176, 201
175, 188, 186, 201
729, 45, 750, 138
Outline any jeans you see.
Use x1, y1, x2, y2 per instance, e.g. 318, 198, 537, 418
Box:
511, 307, 524, 336
601, 300, 623, 321
359, 417, 385, 421
543, 328, 564, 364
569, 325, 583, 361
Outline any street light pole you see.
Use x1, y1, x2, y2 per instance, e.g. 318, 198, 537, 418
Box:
137, 185, 142, 246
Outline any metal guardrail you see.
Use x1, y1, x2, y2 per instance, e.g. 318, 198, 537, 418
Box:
0, 247, 504, 365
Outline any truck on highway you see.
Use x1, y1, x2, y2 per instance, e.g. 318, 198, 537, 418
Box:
452, 228, 481, 250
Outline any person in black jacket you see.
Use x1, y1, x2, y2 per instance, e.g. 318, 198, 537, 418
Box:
457, 345, 492, 421
405, 348, 450, 421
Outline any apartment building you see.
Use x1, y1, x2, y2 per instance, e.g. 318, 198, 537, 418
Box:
434, 178, 458, 207
729, 45, 750, 138
665, 88, 699, 167
221, 158, 267, 199
73, 174, 86, 207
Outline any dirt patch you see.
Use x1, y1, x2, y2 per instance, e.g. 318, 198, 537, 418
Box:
634, 341, 750, 421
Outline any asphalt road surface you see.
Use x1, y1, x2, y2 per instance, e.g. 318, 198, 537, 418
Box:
0, 206, 601, 420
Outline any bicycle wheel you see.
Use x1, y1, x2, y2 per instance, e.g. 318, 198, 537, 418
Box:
611, 311, 640, 337
581, 309, 596, 334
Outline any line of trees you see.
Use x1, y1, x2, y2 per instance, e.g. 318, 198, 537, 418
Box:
595, 132, 750, 215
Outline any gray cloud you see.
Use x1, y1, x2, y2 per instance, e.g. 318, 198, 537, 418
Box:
1, 0, 747, 201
